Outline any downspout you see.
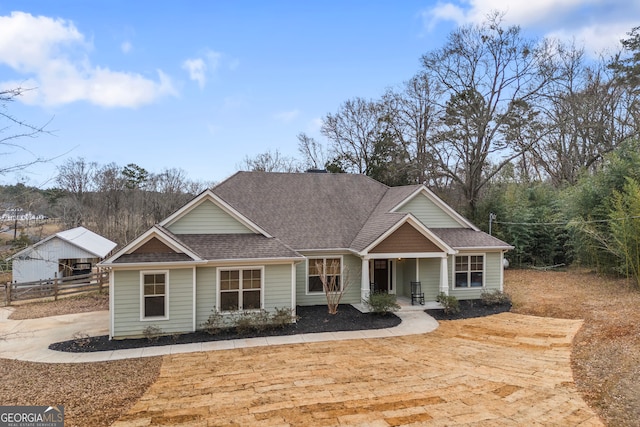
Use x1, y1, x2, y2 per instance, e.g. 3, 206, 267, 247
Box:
109, 269, 114, 340
192, 266, 197, 332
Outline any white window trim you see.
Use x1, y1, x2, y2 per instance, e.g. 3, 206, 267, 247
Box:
452, 254, 486, 289
140, 270, 169, 321
306, 255, 344, 295
216, 266, 265, 312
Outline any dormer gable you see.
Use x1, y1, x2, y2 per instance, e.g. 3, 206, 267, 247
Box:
161, 189, 270, 236
101, 226, 202, 265
392, 187, 478, 230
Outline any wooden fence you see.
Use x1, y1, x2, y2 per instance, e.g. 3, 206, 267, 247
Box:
2, 271, 109, 306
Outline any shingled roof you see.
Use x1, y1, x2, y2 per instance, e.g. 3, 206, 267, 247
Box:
430, 228, 513, 250
106, 171, 511, 266
211, 172, 511, 252
212, 172, 390, 250
176, 234, 303, 260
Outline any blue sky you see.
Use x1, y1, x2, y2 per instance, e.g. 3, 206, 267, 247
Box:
1, 1, 637, 188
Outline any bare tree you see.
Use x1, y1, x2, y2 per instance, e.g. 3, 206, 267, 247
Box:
315, 259, 351, 315
92, 163, 127, 243
1, 87, 53, 175
320, 97, 387, 175
56, 157, 97, 227
145, 168, 195, 223
382, 72, 443, 186
530, 45, 639, 186
297, 132, 329, 170
421, 12, 558, 216
239, 149, 301, 172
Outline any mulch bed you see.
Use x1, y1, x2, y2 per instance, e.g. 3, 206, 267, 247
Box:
50, 304, 401, 353
426, 299, 512, 320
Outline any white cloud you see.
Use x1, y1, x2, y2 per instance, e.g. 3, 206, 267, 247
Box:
273, 109, 300, 123
182, 49, 224, 89
182, 57, 207, 88
548, 22, 632, 57
421, 0, 634, 57
0, 11, 176, 108
121, 41, 132, 54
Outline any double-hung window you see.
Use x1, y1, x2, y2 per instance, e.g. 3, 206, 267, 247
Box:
454, 255, 484, 288
141, 271, 168, 319
308, 257, 341, 293
219, 268, 262, 311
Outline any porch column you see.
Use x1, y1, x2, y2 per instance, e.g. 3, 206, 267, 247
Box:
361, 257, 370, 302
439, 256, 449, 295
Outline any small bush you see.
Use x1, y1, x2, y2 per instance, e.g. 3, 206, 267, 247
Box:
142, 325, 162, 342
234, 311, 257, 335
201, 310, 224, 335
481, 289, 511, 306
437, 292, 460, 315
71, 331, 91, 348
270, 307, 297, 328
251, 309, 272, 332
364, 292, 400, 315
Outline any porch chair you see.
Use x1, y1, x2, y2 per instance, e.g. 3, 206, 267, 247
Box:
411, 281, 425, 305
370, 282, 377, 295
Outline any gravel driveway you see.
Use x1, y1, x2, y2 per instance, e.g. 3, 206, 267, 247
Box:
113, 312, 603, 426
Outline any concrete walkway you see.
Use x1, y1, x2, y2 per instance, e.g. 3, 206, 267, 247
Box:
0, 307, 438, 363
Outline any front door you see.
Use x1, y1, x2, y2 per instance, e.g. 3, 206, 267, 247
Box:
373, 259, 389, 293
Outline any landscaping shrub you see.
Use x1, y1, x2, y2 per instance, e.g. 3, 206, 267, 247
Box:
234, 312, 255, 335
364, 292, 400, 315
201, 310, 224, 335
480, 289, 511, 306
270, 307, 298, 328
142, 325, 162, 342
202, 308, 299, 335
71, 331, 91, 348
437, 292, 460, 314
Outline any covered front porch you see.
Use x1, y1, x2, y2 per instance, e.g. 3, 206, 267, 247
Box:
357, 217, 456, 305
359, 255, 451, 304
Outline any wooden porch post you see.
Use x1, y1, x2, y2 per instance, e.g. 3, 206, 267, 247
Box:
439, 256, 449, 295
360, 257, 369, 302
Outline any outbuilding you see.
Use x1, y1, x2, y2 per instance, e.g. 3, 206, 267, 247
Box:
10, 226, 117, 283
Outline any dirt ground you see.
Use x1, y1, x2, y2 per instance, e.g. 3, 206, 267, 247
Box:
1, 269, 638, 426
0, 357, 161, 427
113, 312, 601, 426
505, 268, 640, 427
8, 292, 109, 320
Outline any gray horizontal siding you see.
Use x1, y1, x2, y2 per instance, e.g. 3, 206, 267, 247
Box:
167, 200, 253, 234
113, 268, 194, 339
296, 254, 361, 306
195, 267, 216, 328
264, 264, 293, 311
449, 252, 503, 300
397, 259, 416, 298
418, 258, 441, 301
397, 195, 462, 228
193, 264, 293, 332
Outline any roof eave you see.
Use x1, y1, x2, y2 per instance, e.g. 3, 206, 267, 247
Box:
99, 260, 208, 269
453, 245, 514, 251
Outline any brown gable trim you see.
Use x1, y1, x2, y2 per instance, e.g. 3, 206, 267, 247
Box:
369, 222, 442, 254
132, 237, 177, 254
